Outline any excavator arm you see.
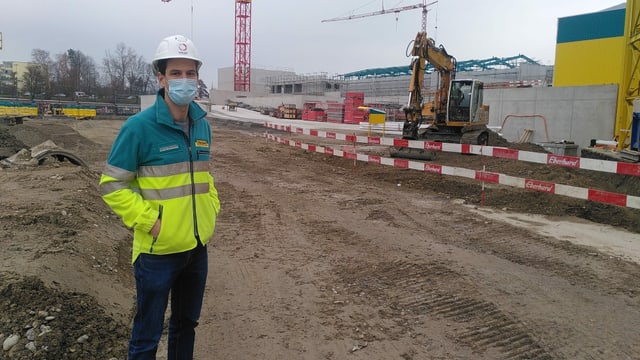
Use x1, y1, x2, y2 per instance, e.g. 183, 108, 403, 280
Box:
422, 34, 456, 120
404, 32, 457, 138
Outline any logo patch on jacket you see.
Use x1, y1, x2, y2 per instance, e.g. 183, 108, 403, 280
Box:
195, 139, 208, 147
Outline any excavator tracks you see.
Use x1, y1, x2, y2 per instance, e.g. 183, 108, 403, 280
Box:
460, 130, 489, 145
389, 128, 490, 161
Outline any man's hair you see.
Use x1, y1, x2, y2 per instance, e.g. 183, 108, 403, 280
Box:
156, 59, 167, 75
155, 59, 200, 76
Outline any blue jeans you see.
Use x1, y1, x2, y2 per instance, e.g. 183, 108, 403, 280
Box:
128, 245, 208, 360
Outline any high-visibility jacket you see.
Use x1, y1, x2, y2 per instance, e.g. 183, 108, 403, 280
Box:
99, 92, 220, 263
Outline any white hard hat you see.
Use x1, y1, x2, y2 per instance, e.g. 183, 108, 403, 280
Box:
152, 35, 202, 74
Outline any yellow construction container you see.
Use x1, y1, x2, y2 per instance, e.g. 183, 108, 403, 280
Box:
61, 104, 97, 119
0, 102, 38, 120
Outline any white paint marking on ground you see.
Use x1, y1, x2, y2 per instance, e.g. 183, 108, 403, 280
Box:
467, 205, 640, 264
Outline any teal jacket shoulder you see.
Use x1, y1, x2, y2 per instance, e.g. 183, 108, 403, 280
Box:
106, 92, 210, 171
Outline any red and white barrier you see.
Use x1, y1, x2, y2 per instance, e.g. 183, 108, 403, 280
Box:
263, 130, 640, 210
264, 122, 640, 177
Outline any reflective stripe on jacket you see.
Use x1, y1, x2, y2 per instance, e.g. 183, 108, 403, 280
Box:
99, 92, 220, 263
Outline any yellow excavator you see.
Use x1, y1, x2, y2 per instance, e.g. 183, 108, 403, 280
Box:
390, 32, 490, 160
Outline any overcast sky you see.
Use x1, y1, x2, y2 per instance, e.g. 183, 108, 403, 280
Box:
2, 0, 625, 89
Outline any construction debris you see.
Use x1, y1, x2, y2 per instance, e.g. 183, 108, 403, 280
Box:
0, 140, 87, 168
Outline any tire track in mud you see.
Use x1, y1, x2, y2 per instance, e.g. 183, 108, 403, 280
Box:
331, 259, 553, 359
204, 180, 316, 359
299, 217, 553, 359
441, 211, 640, 297
214, 180, 280, 260
307, 209, 640, 359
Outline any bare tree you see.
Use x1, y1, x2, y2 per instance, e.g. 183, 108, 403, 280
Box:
51, 49, 96, 98
19, 43, 155, 101
51, 51, 70, 95
143, 63, 156, 94
103, 43, 139, 100
198, 79, 209, 99
22, 64, 48, 101
67, 49, 97, 98
127, 55, 153, 96
30, 49, 52, 97
31, 49, 52, 68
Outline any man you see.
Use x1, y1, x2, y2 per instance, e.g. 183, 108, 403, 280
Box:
99, 34, 220, 359
448, 81, 466, 120
450, 81, 464, 107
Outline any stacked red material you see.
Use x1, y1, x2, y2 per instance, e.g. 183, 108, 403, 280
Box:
343, 92, 366, 124
326, 102, 344, 123
301, 102, 327, 122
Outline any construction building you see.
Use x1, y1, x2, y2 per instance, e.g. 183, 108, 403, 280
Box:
215, 55, 552, 103
0, 61, 33, 97
554, 3, 626, 87
217, 67, 342, 97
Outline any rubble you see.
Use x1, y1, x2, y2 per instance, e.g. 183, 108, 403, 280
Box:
1, 140, 87, 168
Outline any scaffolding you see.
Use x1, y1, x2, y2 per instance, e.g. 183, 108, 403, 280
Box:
263, 72, 343, 96
341, 54, 542, 79
261, 55, 551, 100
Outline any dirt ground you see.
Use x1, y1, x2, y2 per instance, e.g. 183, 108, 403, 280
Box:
0, 116, 639, 359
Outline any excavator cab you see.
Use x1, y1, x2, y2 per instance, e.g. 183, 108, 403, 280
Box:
447, 79, 484, 123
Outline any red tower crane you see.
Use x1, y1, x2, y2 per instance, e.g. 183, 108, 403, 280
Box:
234, 0, 252, 92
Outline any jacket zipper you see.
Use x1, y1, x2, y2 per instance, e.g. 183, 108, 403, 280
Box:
185, 119, 202, 246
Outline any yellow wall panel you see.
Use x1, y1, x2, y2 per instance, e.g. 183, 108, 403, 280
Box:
554, 37, 625, 87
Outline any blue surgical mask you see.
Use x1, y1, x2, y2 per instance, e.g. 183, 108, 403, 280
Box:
167, 78, 197, 106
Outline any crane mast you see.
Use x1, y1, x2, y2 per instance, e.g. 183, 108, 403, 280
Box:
616, 0, 640, 150
234, 0, 252, 92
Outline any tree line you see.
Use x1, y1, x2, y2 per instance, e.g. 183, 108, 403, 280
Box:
2, 43, 208, 102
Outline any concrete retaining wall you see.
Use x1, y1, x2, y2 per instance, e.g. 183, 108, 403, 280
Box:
484, 84, 617, 149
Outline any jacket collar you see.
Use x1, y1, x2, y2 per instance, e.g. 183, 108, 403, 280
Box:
155, 89, 207, 126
